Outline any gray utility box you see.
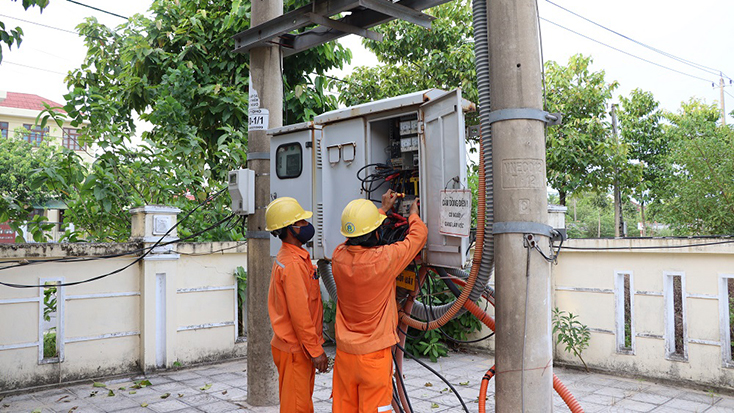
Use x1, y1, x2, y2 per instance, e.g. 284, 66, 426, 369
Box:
269, 89, 474, 269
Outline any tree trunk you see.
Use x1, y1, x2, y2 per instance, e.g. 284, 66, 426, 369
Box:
640, 202, 647, 237
559, 190, 567, 206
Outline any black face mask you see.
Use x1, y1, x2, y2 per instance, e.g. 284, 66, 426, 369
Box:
289, 222, 315, 244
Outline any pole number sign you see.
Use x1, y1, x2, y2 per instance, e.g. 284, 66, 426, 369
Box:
248, 108, 269, 131
439, 189, 471, 238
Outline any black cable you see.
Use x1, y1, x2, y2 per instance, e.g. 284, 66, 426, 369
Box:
395, 343, 470, 413
545, 0, 731, 81
540, 17, 714, 84
0, 213, 235, 288
560, 238, 734, 251
426, 272, 495, 345
391, 379, 406, 413
392, 347, 414, 413
0, 189, 232, 288
66, 0, 128, 20
0, 188, 228, 270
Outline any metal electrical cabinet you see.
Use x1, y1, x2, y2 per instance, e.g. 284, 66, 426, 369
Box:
268, 89, 474, 269
268, 122, 322, 258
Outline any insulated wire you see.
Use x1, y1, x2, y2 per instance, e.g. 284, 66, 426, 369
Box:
0, 214, 235, 288
540, 18, 713, 84
521, 245, 531, 413
560, 238, 734, 250
395, 343, 470, 413
544, 0, 731, 81
392, 348, 414, 413
0, 188, 231, 287
0, 188, 229, 270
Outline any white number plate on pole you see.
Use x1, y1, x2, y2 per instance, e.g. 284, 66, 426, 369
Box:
248, 108, 269, 131
439, 189, 471, 237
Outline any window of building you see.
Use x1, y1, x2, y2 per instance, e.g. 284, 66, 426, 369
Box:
62, 128, 84, 150
0, 122, 8, 139
23, 124, 48, 146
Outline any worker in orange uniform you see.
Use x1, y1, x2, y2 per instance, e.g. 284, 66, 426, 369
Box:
331, 189, 428, 413
265, 197, 329, 413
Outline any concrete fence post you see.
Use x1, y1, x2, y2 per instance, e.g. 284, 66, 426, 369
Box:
129, 205, 181, 372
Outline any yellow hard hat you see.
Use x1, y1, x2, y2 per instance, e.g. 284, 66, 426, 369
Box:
340, 199, 385, 237
265, 197, 313, 231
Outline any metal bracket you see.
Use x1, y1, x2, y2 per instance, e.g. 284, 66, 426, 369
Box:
247, 152, 270, 161
486, 108, 562, 126
306, 12, 383, 41
493, 221, 555, 238
358, 0, 435, 29
245, 231, 271, 239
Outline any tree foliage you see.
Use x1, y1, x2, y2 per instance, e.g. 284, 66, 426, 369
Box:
336, 0, 475, 106
0, 0, 48, 63
25, 0, 351, 242
544, 54, 621, 205
656, 100, 734, 235
0, 135, 58, 241
618, 88, 668, 233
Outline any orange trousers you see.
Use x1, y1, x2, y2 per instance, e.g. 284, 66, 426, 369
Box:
271, 346, 316, 413
332, 347, 393, 413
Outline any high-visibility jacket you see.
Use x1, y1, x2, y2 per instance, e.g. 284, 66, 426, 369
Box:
331, 212, 428, 355
268, 242, 325, 358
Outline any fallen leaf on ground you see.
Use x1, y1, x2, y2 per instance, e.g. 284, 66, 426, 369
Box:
161, 393, 171, 399
200, 383, 212, 390
92, 382, 107, 388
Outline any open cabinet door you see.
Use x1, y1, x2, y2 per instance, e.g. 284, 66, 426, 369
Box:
269, 123, 316, 257
418, 89, 470, 269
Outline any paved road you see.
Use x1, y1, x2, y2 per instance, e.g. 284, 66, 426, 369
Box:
2, 347, 733, 412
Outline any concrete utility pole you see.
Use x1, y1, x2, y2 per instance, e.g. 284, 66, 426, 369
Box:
611, 103, 624, 238
486, 0, 553, 411
246, 0, 283, 406
719, 75, 727, 126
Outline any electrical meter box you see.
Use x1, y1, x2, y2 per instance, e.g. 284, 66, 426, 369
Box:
268, 89, 474, 269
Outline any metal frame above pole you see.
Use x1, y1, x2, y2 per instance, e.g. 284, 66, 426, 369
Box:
232, 0, 451, 56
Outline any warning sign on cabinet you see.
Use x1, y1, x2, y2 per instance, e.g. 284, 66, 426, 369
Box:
439, 189, 471, 238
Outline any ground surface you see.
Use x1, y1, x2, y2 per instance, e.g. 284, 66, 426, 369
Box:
2, 347, 734, 412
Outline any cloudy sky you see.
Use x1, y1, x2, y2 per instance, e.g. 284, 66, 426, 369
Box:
1, 0, 732, 124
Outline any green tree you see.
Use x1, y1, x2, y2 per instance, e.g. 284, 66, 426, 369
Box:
0, 134, 59, 241
336, 0, 475, 106
618, 89, 668, 235
657, 99, 734, 235
31, 0, 351, 242
565, 191, 640, 238
545, 54, 619, 205
0, 0, 49, 63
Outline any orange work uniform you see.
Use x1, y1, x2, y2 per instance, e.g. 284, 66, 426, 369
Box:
331, 212, 428, 413
268, 242, 325, 413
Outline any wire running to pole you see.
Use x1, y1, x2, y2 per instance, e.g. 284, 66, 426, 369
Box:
66, 0, 128, 20
540, 18, 713, 84
544, 0, 731, 81
395, 343, 470, 413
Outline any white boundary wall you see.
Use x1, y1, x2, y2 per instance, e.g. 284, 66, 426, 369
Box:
473, 238, 734, 389
0, 241, 248, 392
